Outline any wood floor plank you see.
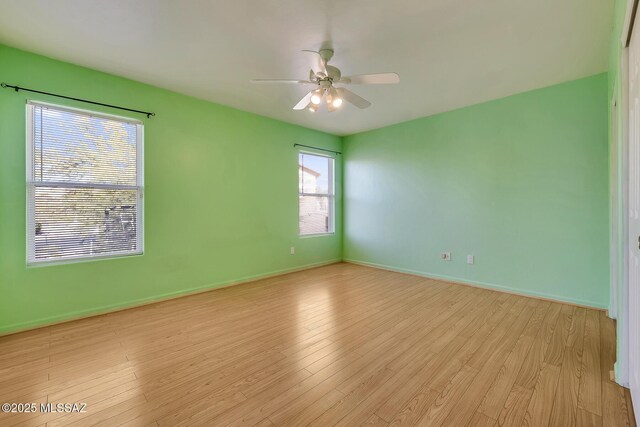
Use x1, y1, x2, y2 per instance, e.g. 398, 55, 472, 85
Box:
385, 384, 439, 427
599, 313, 616, 379
412, 365, 479, 426
467, 412, 497, 427
522, 362, 561, 427
0, 263, 631, 427
577, 408, 603, 427
436, 299, 537, 427
549, 346, 582, 427
495, 384, 533, 426
515, 303, 562, 389
363, 413, 390, 427
567, 308, 587, 350
603, 381, 633, 427
268, 388, 344, 426
545, 305, 574, 367
578, 310, 602, 416
476, 334, 534, 419
625, 388, 637, 427
306, 368, 396, 426
374, 336, 466, 421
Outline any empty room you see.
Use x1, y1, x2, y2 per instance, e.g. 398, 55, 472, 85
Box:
0, 0, 638, 426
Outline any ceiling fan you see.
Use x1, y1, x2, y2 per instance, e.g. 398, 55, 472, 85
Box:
251, 49, 399, 112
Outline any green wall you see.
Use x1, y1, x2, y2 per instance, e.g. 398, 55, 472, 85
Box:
0, 45, 342, 334
343, 74, 609, 308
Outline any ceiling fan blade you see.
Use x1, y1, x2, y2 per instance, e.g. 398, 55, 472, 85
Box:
302, 50, 328, 77
251, 79, 314, 84
336, 88, 371, 109
339, 73, 400, 85
293, 91, 313, 110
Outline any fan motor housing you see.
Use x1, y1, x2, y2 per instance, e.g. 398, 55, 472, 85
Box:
326, 65, 341, 81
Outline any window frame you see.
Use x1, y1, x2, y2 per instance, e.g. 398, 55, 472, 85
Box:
26, 100, 145, 266
298, 150, 335, 237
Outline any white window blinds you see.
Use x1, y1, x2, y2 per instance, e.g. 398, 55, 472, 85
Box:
27, 102, 144, 264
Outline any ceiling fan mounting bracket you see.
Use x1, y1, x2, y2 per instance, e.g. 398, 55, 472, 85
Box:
319, 48, 334, 63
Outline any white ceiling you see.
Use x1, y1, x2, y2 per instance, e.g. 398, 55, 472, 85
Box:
0, 0, 614, 136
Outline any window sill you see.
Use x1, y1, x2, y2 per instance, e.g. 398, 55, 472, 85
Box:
299, 232, 336, 239
27, 251, 144, 268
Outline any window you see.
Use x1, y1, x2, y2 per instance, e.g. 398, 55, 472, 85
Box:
27, 102, 143, 264
298, 152, 334, 235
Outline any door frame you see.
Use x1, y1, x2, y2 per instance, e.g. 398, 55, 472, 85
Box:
617, 0, 636, 389
612, 82, 619, 321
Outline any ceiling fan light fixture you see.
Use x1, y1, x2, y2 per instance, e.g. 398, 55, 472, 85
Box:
328, 87, 342, 108
308, 103, 318, 112
310, 88, 323, 105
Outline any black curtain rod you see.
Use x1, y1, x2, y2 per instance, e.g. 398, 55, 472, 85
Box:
294, 143, 341, 155
1, 82, 155, 118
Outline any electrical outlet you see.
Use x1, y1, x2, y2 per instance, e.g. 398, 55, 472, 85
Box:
440, 252, 451, 261
467, 255, 474, 265
290, 246, 295, 255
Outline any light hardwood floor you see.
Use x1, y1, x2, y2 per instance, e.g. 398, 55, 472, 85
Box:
0, 263, 634, 426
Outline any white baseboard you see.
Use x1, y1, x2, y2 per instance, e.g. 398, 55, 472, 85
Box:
344, 259, 607, 311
